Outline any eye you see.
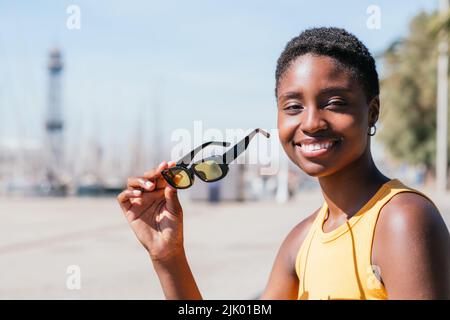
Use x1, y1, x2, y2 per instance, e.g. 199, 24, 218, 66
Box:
283, 104, 303, 114
326, 99, 347, 109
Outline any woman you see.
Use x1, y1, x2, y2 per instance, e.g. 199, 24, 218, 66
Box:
117, 27, 450, 300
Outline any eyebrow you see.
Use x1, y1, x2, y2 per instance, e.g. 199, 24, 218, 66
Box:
279, 91, 303, 101
317, 86, 352, 96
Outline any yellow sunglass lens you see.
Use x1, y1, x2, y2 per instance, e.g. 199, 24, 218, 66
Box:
194, 160, 223, 181
167, 168, 191, 188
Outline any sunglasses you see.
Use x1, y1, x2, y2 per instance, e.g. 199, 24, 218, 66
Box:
161, 128, 270, 189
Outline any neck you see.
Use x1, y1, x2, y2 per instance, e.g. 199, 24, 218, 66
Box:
318, 147, 390, 220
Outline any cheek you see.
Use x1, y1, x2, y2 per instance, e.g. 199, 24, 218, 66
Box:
277, 112, 303, 167
277, 112, 298, 143
337, 113, 369, 155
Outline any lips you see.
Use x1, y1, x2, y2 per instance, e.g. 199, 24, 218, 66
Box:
294, 138, 341, 158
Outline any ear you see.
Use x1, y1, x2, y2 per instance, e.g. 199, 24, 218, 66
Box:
368, 96, 380, 127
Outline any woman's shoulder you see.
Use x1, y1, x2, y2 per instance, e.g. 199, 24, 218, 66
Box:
374, 189, 449, 266
372, 188, 450, 297
379, 190, 443, 231
373, 177, 444, 233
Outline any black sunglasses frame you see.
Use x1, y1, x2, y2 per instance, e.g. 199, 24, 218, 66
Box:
162, 154, 231, 190
161, 128, 270, 190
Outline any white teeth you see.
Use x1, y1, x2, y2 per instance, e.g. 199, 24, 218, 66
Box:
300, 141, 334, 152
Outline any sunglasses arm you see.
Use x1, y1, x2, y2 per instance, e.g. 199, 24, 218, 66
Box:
176, 141, 230, 166
221, 128, 270, 165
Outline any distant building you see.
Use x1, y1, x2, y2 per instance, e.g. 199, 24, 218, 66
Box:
0, 139, 45, 196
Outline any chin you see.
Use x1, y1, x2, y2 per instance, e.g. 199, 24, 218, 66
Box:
284, 141, 356, 178
288, 150, 343, 177
297, 161, 337, 177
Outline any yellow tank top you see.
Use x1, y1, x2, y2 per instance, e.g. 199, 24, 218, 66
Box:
295, 178, 436, 300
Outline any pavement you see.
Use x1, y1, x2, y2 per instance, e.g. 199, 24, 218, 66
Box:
0, 187, 449, 299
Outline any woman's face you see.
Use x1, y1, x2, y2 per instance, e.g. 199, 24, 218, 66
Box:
277, 54, 377, 177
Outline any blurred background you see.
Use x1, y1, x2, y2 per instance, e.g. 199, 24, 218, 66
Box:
0, 0, 449, 299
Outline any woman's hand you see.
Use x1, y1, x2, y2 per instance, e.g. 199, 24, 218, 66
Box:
117, 161, 184, 262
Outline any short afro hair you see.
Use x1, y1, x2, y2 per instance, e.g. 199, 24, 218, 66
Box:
275, 27, 379, 101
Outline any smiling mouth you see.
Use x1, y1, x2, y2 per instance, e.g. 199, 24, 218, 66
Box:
294, 139, 341, 157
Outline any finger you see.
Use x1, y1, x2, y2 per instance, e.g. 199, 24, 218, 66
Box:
158, 161, 178, 190
143, 161, 168, 180
167, 160, 177, 167
127, 189, 165, 222
129, 178, 166, 191
127, 176, 156, 191
152, 175, 168, 190
164, 184, 183, 216
117, 189, 142, 212
143, 161, 170, 190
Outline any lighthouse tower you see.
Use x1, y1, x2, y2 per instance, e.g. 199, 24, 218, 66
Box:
44, 48, 65, 195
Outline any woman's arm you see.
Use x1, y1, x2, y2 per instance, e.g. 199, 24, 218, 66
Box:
118, 161, 203, 300
259, 211, 319, 300
374, 193, 450, 299
151, 250, 202, 300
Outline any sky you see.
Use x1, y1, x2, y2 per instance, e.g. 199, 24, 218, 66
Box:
0, 0, 439, 168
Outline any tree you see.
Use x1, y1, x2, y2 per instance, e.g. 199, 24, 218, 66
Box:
378, 10, 450, 177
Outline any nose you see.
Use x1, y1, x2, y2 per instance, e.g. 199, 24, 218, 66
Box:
299, 107, 327, 134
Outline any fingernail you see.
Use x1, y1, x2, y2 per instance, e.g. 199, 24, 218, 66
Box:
145, 181, 153, 189
138, 178, 146, 186
132, 190, 141, 196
